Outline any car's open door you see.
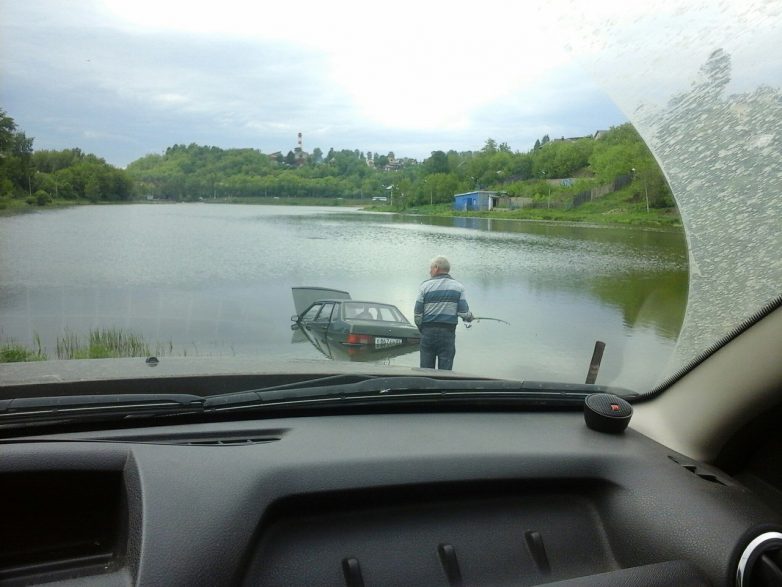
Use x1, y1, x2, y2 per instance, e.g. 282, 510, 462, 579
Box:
291, 287, 351, 316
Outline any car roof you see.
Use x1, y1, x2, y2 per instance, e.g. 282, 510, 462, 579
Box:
312, 299, 399, 307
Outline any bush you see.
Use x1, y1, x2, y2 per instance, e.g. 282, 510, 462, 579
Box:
34, 189, 51, 206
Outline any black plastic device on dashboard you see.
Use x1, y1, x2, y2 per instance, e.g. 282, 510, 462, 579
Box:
584, 393, 633, 433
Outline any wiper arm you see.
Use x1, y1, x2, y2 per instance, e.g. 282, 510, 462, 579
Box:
203, 377, 637, 412
0, 393, 205, 424
0, 375, 384, 426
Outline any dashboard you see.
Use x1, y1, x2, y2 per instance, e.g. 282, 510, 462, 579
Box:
2, 408, 780, 586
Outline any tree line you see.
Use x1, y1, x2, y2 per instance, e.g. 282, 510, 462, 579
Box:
126, 126, 671, 209
1, 105, 671, 210
0, 109, 133, 206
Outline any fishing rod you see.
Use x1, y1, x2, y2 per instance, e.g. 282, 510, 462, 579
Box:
465, 316, 511, 327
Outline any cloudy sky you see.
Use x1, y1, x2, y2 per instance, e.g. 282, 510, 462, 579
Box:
5, 1, 775, 169
0, 0, 640, 167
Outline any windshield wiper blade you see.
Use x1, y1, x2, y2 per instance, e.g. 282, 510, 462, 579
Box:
0, 393, 205, 424
203, 377, 637, 412
0, 378, 637, 425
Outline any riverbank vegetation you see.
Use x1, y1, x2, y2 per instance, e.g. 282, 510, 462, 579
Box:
2, 104, 676, 226
1, 109, 133, 212
0, 328, 172, 362
0, 335, 47, 362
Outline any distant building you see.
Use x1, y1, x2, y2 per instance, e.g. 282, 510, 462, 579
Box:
547, 130, 609, 143
552, 135, 592, 143
453, 190, 499, 211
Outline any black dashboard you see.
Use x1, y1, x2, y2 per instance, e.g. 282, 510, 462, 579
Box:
2, 409, 780, 586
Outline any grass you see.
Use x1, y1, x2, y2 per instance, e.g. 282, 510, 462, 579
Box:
368, 188, 682, 228
0, 197, 98, 216
56, 328, 157, 360
0, 334, 48, 362
0, 328, 193, 362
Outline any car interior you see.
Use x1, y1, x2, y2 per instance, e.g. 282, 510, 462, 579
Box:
0, 301, 780, 587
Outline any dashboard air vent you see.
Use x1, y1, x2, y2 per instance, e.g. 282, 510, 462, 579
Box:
737, 531, 782, 587
98, 429, 286, 446
182, 436, 279, 446
668, 455, 727, 485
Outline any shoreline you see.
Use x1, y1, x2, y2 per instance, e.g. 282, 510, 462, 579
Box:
0, 197, 683, 230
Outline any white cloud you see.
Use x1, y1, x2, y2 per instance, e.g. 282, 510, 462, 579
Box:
98, 0, 573, 130
2, 0, 660, 164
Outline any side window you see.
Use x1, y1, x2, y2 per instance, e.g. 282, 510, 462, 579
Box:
301, 304, 322, 321
314, 303, 335, 323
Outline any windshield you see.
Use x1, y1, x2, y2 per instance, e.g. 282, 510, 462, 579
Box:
0, 1, 779, 397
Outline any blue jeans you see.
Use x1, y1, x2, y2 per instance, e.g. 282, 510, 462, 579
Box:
419, 326, 456, 370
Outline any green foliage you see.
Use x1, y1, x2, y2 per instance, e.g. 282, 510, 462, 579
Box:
588, 124, 673, 208
34, 189, 51, 206
0, 334, 47, 362
56, 328, 151, 360
0, 344, 47, 362
0, 108, 134, 206
1, 105, 671, 216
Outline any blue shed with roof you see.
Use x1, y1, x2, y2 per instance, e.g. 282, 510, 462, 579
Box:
453, 190, 499, 211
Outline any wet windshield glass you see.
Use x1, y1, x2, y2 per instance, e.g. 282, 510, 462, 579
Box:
0, 1, 778, 396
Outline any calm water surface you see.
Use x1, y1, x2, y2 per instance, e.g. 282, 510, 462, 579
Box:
0, 204, 687, 390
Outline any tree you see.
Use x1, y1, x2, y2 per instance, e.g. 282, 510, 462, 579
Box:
424, 150, 449, 175
311, 147, 323, 164
0, 109, 36, 198
0, 108, 17, 152
482, 138, 497, 154
84, 175, 100, 202
285, 150, 296, 166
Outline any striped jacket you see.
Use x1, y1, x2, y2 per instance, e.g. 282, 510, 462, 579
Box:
414, 273, 472, 329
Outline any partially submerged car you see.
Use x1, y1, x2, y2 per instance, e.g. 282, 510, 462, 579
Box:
291, 287, 421, 360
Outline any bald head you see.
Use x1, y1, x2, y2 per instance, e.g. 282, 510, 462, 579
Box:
429, 256, 450, 276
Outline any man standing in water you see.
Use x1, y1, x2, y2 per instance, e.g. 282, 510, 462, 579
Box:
414, 256, 473, 370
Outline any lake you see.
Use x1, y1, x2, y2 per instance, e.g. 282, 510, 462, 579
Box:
0, 204, 688, 391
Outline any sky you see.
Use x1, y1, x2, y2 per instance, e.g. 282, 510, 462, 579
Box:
6, 1, 775, 172
0, 0, 638, 167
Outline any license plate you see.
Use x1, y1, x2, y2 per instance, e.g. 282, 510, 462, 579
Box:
375, 337, 402, 348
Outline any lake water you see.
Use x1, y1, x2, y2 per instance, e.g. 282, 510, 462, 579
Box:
0, 204, 688, 391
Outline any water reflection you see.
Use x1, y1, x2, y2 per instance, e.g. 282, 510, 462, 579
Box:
291, 323, 419, 363
588, 271, 687, 339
